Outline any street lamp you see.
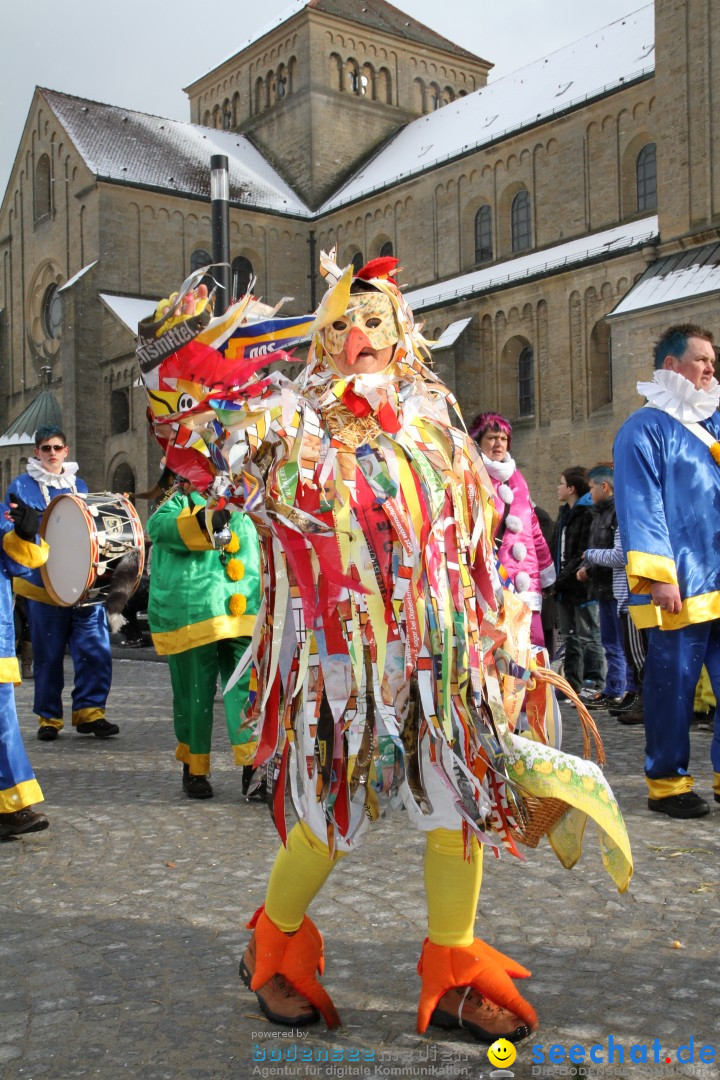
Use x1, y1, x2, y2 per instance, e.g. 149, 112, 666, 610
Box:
210, 154, 230, 316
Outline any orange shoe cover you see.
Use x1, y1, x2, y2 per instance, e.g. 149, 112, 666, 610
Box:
416, 937, 538, 1033
246, 905, 341, 1029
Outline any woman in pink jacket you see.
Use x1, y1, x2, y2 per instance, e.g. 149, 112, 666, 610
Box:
470, 413, 555, 647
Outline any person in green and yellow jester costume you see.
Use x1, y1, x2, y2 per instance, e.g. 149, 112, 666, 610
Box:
147, 472, 261, 799
137, 256, 632, 1042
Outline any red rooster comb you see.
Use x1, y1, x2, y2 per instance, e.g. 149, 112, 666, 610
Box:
354, 257, 399, 285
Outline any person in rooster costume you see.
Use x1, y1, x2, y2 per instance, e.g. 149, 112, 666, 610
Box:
137, 257, 632, 1043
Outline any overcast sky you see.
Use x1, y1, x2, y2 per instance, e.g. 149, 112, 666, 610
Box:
1, 0, 647, 200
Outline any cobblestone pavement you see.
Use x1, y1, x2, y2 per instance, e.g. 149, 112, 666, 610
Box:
3, 656, 720, 1080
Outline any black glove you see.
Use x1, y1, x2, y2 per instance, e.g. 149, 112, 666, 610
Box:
211, 508, 231, 532
7, 494, 39, 541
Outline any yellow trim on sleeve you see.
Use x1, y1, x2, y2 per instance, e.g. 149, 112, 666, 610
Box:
2, 533, 49, 569
629, 590, 720, 631
625, 550, 678, 593
151, 613, 257, 655
176, 508, 214, 551
0, 777, 44, 813
12, 578, 54, 604
0, 656, 21, 685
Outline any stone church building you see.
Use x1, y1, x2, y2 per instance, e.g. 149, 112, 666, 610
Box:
1, 0, 719, 512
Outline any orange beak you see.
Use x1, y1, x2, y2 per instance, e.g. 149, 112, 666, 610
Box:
341, 326, 373, 367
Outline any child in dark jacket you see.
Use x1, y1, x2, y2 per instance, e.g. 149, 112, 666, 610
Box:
551, 466, 605, 694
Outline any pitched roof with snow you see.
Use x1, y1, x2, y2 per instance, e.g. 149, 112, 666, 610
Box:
319, 5, 654, 213
609, 242, 720, 317
405, 215, 658, 312
40, 88, 312, 217
186, 0, 484, 89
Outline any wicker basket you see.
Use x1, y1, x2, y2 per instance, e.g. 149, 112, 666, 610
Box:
511, 794, 570, 849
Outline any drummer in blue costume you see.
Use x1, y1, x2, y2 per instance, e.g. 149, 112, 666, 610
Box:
614, 323, 720, 819
6, 426, 117, 742
1, 495, 50, 838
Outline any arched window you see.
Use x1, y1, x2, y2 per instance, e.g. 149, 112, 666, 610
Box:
276, 64, 288, 100
190, 248, 212, 274
474, 206, 493, 264
221, 99, 232, 129
511, 191, 532, 253
232, 256, 254, 299
34, 154, 51, 221
348, 66, 368, 95
232, 91, 241, 126
589, 320, 612, 411
518, 345, 535, 416
111, 388, 130, 434
254, 77, 264, 113
429, 82, 442, 110
379, 241, 394, 258
190, 248, 214, 292
212, 104, 220, 129
351, 251, 364, 274
636, 143, 657, 212
111, 462, 136, 495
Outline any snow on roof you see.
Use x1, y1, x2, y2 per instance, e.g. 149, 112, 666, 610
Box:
431, 318, 472, 350
41, 89, 312, 218
319, 5, 654, 213
100, 294, 157, 335
405, 216, 658, 312
609, 243, 720, 317
58, 261, 97, 292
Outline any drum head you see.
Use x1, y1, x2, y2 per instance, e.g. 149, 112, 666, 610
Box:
41, 496, 94, 605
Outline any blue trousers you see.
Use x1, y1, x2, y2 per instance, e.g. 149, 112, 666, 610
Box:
25, 600, 112, 725
599, 598, 634, 696
1, 682, 43, 812
643, 619, 720, 779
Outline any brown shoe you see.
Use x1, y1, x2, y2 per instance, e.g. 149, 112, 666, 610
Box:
239, 931, 320, 1026
0, 807, 50, 840
430, 986, 532, 1043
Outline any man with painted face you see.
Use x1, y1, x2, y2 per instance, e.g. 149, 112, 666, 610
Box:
139, 256, 632, 1046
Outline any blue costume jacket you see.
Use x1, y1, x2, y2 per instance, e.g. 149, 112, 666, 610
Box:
7, 472, 89, 604
613, 406, 720, 630
5, 469, 111, 729
1, 507, 49, 811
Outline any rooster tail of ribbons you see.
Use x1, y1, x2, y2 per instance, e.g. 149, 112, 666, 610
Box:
135, 266, 316, 502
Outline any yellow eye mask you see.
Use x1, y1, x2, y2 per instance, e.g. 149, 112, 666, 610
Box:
324, 292, 399, 356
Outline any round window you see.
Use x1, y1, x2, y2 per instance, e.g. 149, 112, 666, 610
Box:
43, 284, 63, 339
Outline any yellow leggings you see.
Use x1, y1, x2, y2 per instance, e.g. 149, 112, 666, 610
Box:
265, 823, 483, 947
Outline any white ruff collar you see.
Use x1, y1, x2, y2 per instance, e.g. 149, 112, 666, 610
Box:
638, 368, 720, 422
482, 453, 516, 483
27, 458, 80, 488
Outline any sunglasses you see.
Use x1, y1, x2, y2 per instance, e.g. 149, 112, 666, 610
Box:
38, 444, 66, 453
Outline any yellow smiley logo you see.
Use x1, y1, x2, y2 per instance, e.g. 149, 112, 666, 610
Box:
487, 1038, 517, 1068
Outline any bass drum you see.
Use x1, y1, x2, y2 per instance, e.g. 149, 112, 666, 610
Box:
39, 492, 145, 607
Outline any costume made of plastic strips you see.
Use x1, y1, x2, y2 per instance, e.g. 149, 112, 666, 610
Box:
138, 259, 631, 1032
0, 507, 49, 813
138, 258, 631, 881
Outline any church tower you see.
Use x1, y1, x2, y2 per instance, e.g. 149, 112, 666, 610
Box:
184, 0, 491, 209
654, 0, 720, 248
